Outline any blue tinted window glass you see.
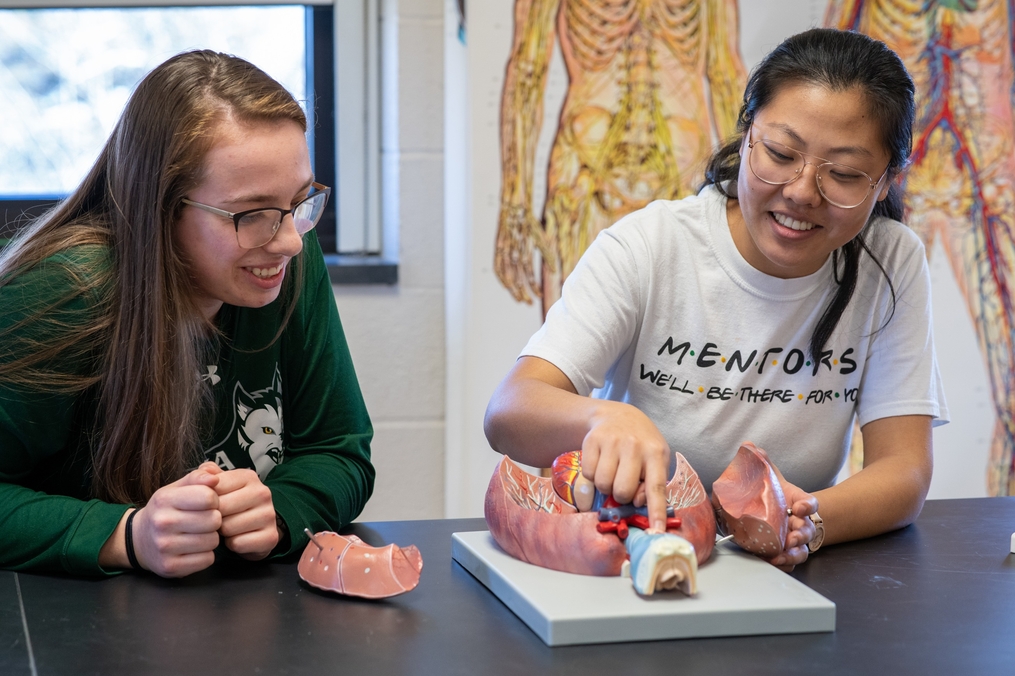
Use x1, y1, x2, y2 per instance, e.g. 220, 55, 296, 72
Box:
0, 6, 306, 197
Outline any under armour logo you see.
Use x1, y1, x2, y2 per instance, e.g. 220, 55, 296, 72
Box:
202, 365, 221, 385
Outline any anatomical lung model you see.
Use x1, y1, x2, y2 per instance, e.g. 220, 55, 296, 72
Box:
711, 442, 788, 558
485, 442, 789, 596
298, 530, 423, 599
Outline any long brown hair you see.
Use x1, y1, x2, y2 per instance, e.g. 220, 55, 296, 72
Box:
0, 51, 307, 504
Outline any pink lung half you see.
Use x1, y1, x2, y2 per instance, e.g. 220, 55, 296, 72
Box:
485, 453, 715, 576
711, 441, 788, 558
298, 532, 423, 599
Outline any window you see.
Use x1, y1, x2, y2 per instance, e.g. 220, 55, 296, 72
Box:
0, 1, 389, 281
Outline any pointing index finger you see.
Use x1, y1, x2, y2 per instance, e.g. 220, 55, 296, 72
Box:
643, 453, 669, 532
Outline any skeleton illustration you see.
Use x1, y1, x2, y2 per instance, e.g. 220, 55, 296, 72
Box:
497, 0, 747, 314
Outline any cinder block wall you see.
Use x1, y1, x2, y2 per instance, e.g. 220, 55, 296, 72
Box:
340, 0, 446, 522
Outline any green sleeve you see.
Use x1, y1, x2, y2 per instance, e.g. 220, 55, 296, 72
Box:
0, 481, 129, 576
266, 236, 375, 557
0, 247, 129, 576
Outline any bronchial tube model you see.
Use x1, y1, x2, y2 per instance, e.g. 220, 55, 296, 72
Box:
496, 0, 746, 314
827, 0, 1015, 495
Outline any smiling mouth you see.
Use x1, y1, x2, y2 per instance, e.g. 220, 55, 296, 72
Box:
248, 264, 284, 279
773, 212, 817, 232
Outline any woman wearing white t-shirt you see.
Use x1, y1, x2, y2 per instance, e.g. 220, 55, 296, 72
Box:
485, 28, 948, 570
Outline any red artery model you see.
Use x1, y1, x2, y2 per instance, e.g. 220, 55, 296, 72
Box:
595, 496, 683, 540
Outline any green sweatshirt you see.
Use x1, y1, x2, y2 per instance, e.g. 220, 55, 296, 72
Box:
0, 235, 375, 576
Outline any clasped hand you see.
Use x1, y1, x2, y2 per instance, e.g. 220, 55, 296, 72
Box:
131, 462, 279, 577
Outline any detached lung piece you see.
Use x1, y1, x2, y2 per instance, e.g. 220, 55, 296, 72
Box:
485, 452, 715, 577
711, 442, 788, 558
298, 531, 423, 599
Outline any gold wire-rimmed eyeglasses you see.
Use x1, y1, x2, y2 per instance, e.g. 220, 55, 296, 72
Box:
747, 128, 889, 209
182, 182, 331, 249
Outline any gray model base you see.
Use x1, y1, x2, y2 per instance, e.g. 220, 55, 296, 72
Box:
451, 530, 835, 646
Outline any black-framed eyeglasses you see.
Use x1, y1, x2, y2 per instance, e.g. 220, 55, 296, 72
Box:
747, 127, 889, 209
182, 182, 332, 249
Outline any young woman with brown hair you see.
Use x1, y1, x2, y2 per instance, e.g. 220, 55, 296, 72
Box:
0, 51, 374, 577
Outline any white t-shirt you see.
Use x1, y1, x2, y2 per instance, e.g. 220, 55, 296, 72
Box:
521, 185, 949, 491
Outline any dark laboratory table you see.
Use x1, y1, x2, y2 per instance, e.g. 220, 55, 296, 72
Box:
3, 497, 1014, 676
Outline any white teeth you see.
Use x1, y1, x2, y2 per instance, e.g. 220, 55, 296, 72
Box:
773, 213, 817, 231
249, 264, 283, 279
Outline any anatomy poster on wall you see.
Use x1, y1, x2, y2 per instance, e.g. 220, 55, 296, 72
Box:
445, 0, 1004, 517
495, 0, 745, 313
827, 0, 1015, 496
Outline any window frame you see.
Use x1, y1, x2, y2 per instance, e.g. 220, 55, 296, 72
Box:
0, 0, 393, 283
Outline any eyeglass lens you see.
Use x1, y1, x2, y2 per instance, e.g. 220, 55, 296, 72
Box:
750, 140, 874, 208
236, 191, 329, 249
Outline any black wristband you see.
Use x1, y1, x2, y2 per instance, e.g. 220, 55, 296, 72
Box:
124, 509, 141, 571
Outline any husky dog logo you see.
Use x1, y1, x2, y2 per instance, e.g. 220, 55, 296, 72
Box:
207, 367, 285, 479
